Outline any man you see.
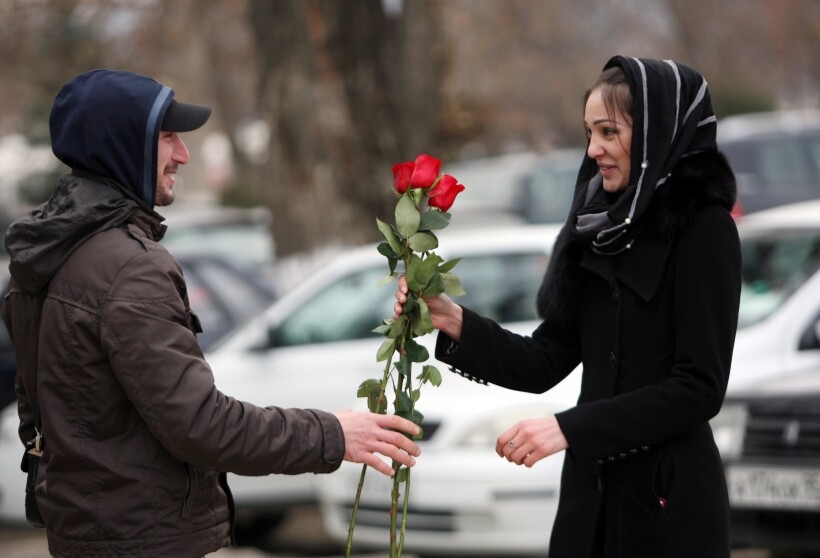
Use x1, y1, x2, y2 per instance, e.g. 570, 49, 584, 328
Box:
2, 70, 420, 557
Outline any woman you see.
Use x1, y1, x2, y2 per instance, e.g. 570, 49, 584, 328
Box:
395, 56, 740, 557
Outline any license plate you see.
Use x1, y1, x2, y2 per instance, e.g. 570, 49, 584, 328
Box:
349, 468, 395, 505
727, 465, 820, 511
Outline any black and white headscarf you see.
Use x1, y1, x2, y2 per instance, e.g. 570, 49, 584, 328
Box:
536, 56, 725, 325
567, 55, 718, 255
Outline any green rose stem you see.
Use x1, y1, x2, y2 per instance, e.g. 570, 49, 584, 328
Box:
391, 327, 415, 558
346, 182, 463, 558
345, 308, 415, 558
345, 350, 392, 558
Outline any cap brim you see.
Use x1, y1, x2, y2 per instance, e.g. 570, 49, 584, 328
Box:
162, 99, 212, 132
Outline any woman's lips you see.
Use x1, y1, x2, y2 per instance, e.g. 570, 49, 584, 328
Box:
599, 164, 616, 177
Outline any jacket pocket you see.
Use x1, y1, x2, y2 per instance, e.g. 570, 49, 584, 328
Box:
181, 463, 194, 519
652, 443, 675, 514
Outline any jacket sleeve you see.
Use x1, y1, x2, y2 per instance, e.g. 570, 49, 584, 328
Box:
435, 306, 581, 393
555, 206, 741, 465
3, 284, 40, 448
100, 247, 345, 476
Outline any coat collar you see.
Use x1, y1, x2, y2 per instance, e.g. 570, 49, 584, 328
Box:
580, 228, 673, 303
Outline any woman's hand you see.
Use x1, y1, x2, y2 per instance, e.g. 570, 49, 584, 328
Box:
496, 416, 569, 467
393, 275, 464, 341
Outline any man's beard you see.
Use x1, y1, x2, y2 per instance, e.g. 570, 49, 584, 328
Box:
155, 188, 175, 206
155, 167, 176, 206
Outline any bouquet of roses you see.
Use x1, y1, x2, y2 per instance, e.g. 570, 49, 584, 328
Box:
346, 154, 466, 557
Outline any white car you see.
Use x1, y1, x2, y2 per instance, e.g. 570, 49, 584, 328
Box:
728, 199, 820, 392
0, 403, 25, 524
318, 368, 581, 556
0, 224, 566, 531
203, 224, 571, 540
708, 200, 820, 554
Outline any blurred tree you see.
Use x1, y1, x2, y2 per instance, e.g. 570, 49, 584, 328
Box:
1, 0, 818, 255
235, 0, 449, 255
0, 0, 110, 140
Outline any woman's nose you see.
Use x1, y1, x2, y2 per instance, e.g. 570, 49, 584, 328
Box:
587, 137, 603, 159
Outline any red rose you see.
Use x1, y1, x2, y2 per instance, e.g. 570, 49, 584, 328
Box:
427, 174, 465, 211
409, 154, 441, 189
392, 161, 415, 194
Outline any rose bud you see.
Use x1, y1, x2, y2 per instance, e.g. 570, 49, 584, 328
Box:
427, 174, 465, 211
392, 161, 415, 194
409, 154, 442, 189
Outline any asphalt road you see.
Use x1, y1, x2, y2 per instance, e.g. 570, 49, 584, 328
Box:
0, 505, 774, 558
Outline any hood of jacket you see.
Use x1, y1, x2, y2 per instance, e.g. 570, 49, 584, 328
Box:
5, 172, 165, 293
49, 69, 177, 208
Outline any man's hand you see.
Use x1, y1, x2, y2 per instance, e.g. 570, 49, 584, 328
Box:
334, 410, 422, 476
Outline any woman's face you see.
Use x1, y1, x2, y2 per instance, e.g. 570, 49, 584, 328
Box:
584, 88, 633, 193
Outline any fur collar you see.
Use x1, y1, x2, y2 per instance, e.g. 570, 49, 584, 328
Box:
536, 150, 736, 327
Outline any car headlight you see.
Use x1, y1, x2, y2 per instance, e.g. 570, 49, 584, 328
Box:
457, 405, 563, 448
710, 402, 748, 460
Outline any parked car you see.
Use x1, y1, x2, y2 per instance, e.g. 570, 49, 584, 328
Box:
440, 151, 546, 227
197, 224, 578, 546
175, 254, 276, 351
160, 202, 277, 277
0, 267, 13, 411
718, 109, 820, 217
441, 149, 584, 229
319, 369, 581, 556
0, 402, 23, 523
709, 198, 820, 555
710, 368, 820, 556
729, 199, 820, 391
512, 148, 585, 225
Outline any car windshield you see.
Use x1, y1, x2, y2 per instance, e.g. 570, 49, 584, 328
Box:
271, 251, 549, 347
738, 229, 820, 328
722, 131, 820, 194
517, 161, 579, 224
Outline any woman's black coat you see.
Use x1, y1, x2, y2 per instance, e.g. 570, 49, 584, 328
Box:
436, 152, 741, 558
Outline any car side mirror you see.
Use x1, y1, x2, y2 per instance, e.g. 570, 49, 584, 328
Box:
798, 317, 820, 351
266, 325, 281, 350
249, 324, 280, 352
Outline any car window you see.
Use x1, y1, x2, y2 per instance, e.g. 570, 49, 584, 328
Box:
723, 132, 820, 195
456, 252, 548, 323
190, 259, 274, 319
273, 266, 390, 346
811, 139, 820, 174
518, 164, 578, 224
756, 138, 812, 187
272, 251, 549, 347
738, 230, 820, 328
181, 264, 233, 349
